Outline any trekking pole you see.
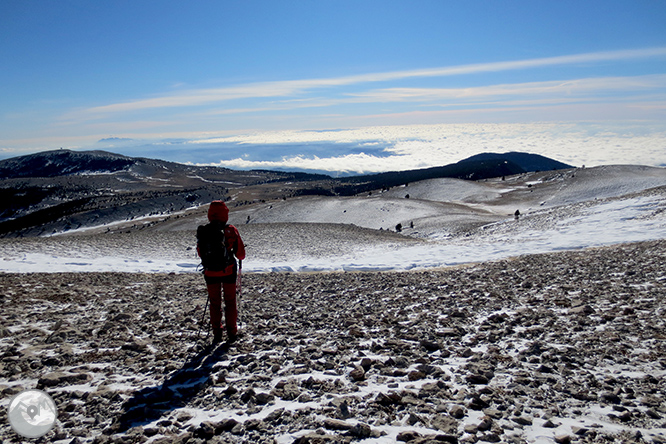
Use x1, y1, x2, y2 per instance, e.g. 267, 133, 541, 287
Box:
196, 295, 210, 343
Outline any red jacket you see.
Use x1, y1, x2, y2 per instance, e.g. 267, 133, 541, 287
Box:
197, 224, 246, 277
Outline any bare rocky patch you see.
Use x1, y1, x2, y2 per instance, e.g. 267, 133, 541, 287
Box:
1, 240, 665, 443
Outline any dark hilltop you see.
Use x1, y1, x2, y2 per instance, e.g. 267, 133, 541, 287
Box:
0, 149, 570, 237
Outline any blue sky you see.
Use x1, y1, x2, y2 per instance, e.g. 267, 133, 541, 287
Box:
1, 1, 665, 172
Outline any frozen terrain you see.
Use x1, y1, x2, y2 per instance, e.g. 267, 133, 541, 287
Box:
1, 164, 665, 444
1, 241, 665, 444
1, 165, 665, 274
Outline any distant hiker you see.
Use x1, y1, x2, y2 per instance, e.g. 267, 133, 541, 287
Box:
395, 223, 402, 232
197, 201, 246, 344
514, 209, 521, 220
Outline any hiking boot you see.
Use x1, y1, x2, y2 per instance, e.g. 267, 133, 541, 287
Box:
227, 333, 238, 344
212, 328, 223, 344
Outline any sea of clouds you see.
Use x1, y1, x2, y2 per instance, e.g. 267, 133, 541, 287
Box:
97, 122, 666, 176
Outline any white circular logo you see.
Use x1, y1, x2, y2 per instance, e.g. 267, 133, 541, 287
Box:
7, 389, 58, 438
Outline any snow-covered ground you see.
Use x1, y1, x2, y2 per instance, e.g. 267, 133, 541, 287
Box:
1, 165, 665, 274
1, 165, 666, 444
1, 241, 665, 444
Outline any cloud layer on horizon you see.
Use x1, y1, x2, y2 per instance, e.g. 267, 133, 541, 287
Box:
92, 122, 666, 175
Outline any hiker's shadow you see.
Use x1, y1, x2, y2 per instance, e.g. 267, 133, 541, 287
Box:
112, 342, 230, 433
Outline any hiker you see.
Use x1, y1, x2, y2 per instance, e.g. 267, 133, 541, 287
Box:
197, 201, 246, 344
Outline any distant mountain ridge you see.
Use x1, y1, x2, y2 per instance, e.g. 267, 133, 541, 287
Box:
0, 149, 571, 180
0, 149, 572, 237
0, 150, 135, 180
0, 149, 299, 237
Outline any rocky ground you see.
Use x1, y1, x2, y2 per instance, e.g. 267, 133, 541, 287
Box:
1, 240, 665, 443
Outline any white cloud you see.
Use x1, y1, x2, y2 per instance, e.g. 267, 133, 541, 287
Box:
206, 152, 418, 175
348, 75, 666, 103
76, 47, 666, 116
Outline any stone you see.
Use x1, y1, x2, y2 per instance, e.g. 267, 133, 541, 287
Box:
240, 388, 255, 403
292, 433, 339, 444
349, 366, 365, 381
397, 430, 421, 442
465, 373, 489, 385
323, 418, 352, 431
479, 432, 501, 442
640, 395, 662, 407
255, 392, 275, 405
265, 408, 285, 423
194, 422, 216, 439
477, 417, 493, 432
3, 241, 665, 444
430, 414, 458, 434
348, 423, 372, 438
375, 392, 402, 406
599, 391, 621, 404
646, 409, 662, 419
243, 418, 263, 431
213, 418, 239, 432
554, 435, 571, 444
360, 357, 375, 370
449, 405, 466, 419
569, 305, 594, 315
420, 340, 441, 352
512, 416, 533, 426
408, 370, 426, 381
464, 423, 478, 434
483, 408, 503, 419
571, 426, 589, 435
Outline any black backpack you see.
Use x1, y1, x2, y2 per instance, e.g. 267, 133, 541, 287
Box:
196, 222, 235, 271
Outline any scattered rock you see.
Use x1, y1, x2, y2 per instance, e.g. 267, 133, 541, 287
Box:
512, 415, 533, 426
2, 239, 665, 443
554, 435, 572, 444
397, 430, 421, 442
465, 373, 489, 385
349, 366, 365, 381
430, 414, 458, 433
322, 418, 352, 431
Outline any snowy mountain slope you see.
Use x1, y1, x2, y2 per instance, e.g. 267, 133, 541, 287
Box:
228, 165, 666, 223
0, 149, 579, 238
231, 195, 493, 232
226, 165, 666, 238
506, 165, 666, 210
1, 165, 665, 274
378, 178, 503, 204
0, 149, 326, 237
1, 163, 666, 444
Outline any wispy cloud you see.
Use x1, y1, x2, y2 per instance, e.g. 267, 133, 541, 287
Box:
77, 47, 666, 116
152, 74, 666, 125
348, 75, 666, 103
